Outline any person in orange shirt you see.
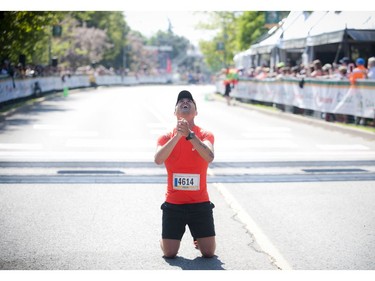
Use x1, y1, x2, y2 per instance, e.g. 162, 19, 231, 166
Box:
349, 58, 367, 85
155, 90, 216, 259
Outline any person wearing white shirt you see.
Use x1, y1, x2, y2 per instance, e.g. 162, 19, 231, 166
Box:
367, 57, 375, 79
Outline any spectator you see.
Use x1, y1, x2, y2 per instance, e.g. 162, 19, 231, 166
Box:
367, 57, 375, 79
338, 56, 355, 74
322, 63, 333, 77
337, 66, 348, 80
310, 59, 324, 77
275, 62, 285, 76
0, 63, 8, 76
276, 66, 291, 79
349, 58, 367, 85
255, 66, 269, 79
290, 66, 301, 77
339, 57, 350, 67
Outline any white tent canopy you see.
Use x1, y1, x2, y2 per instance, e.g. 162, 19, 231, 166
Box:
280, 11, 328, 50
308, 11, 375, 46
250, 11, 302, 54
233, 11, 375, 68
251, 11, 375, 51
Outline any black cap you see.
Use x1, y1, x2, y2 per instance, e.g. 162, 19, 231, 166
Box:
176, 90, 196, 107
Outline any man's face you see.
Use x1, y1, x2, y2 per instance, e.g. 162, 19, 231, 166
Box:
175, 98, 197, 118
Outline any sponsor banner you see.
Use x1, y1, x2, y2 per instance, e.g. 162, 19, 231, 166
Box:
221, 78, 375, 119
0, 74, 171, 104
0, 78, 34, 103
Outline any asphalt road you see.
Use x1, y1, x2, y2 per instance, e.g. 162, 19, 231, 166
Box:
0, 85, 375, 273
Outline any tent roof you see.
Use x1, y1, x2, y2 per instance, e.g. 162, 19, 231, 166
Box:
234, 11, 375, 59
250, 11, 303, 54
308, 11, 375, 46
254, 11, 375, 51
280, 11, 328, 49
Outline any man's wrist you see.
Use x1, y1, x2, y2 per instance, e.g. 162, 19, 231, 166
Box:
186, 131, 195, 141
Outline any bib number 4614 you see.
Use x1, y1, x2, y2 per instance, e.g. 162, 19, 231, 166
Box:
173, 173, 200, 191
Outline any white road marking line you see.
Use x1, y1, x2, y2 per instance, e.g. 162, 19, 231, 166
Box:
50, 131, 99, 137
242, 132, 293, 139
0, 143, 43, 150
33, 124, 60, 130
150, 129, 169, 135
316, 144, 370, 150
0, 151, 154, 160
245, 126, 292, 132
65, 139, 155, 148
217, 139, 297, 148
209, 169, 292, 270
147, 123, 170, 128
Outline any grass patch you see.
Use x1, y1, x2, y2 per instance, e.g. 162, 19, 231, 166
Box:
339, 123, 375, 134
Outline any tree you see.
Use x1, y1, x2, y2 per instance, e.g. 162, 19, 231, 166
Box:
86, 12, 130, 69
0, 11, 63, 64
68, 11, 129, 69
0, 11, 128, 69
50, 15, 112, 69
197, 12, 240, 72
126, 30, 158, 73
236, 12, 267, 50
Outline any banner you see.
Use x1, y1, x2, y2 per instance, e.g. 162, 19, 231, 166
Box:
0, 74, 172, 104
222, 78, 375, 119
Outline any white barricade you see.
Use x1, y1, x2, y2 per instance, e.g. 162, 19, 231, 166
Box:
0, 74, 171, 104
218, 78, 375, 119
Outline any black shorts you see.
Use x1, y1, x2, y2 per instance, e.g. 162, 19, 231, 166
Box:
224, 84, 231, 96
161, 201, 216, 240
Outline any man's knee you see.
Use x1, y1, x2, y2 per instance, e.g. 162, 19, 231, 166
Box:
160, 239, 180, 258
201, 249, 215, 258
163, 250, 178, 259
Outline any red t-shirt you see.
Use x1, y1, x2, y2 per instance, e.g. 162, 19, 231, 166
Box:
157, 125, 214, 204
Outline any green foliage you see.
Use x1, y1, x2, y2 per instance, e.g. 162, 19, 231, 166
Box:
237, 12, 267, 50
82, 11, 130, 68
197, 12, 240, 72
0, 11, 63, 64
0, 11, 129, 69
1, 10, 289, 74
199, 40, 225, 73
196, 11, 287, 72
51, 14, 113, 68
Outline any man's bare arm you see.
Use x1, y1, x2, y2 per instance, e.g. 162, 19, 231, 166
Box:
189, 138, 214, 163
154, 134, 181, 165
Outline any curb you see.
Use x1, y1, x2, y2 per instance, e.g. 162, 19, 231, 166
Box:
212, 93, 375, 141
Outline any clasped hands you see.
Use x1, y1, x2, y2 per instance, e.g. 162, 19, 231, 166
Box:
176, 118, 190, 138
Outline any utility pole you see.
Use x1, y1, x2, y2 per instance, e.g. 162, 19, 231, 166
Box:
223, 19, 228, 68
122, 29, 126, 81
48, 26, 52, 66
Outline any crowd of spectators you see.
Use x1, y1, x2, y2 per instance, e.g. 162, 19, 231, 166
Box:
0, 60, 65, 79
239, 56, 375, 84
0, 59, 181, 83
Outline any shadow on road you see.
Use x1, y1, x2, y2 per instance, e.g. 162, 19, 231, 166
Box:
163, 255, 225, 270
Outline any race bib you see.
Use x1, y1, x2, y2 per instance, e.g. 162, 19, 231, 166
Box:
173, 173, 200, 191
